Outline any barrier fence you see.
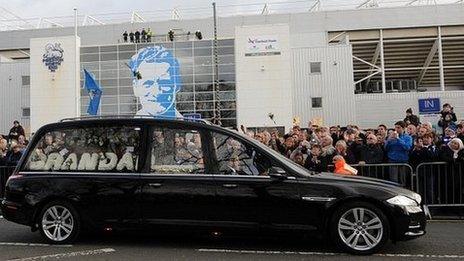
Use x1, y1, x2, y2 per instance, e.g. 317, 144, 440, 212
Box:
0, 166, 15, 199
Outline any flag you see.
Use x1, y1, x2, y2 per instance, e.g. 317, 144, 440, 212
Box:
83, 69, 102, 115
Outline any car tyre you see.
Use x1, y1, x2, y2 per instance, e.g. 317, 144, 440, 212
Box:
329, 201, 389, 255
38, 200, 80, 244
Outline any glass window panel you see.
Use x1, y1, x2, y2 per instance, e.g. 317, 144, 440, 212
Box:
219, 64, 235, 74
118, 44, 136, 52
100, 61, 118, 70
150, 128, 204, 174
119, 78, 133, 86
100, 45, 118, 52
120, 104, 138, 113
100, 105, 119, 113
24, 126, 141, 173
195, 65, 213, 74
120, 95, 137, 104
101, 96, 118, 105
218, 39, 234, 47
174, 41, 192, 49
219, 74, 235, 82
218, 82, 235, 91
173, 48, 192, 57
177, 92, 194, 102
119, 52, 136, 60
120, 87, 135, 95
136, 43, 154, 50
179, 66, 193, 76
181, 75, 194, 84
220, 101, 236, 110
81, 54, 99, 62
178, 84, 194, 92
81, 46, 99, 54
100, 52, 118, 61
218, 55, 235, 65
119, 70, 133, 78
100, 79, 118, 86
194, 74, 213, 83
101, 88, 118, 95
218, 91, 235, 100
194, 56, 212, 66
195, 101, 214, 110
195, 84, 213, 92
194, 48, 211, 56
176, 102, 195, 111
100, 70, 118, 79
195, 92, 213, 101
194, 40, 212, 48
81, 62, 99, 71
218, 47, 234, 55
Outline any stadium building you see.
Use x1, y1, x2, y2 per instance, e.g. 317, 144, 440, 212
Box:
0, 2, 463, 135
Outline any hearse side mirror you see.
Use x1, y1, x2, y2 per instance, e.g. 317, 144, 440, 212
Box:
269, 166, 287, 180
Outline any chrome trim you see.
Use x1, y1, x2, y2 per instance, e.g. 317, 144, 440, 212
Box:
408, 224, 421, 229
301, 196, 336, 202
405, 231, 425, 237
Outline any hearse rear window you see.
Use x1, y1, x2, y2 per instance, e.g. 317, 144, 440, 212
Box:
24, 126, 141, 172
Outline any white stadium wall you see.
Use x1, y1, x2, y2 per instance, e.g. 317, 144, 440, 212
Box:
355, 91, 464, 128
0, 62, 30, 135
235, 24, 293, 131
30, 36, 80, 132
292, 45, 356, 127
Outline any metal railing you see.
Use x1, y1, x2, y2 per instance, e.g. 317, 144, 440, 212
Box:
350, 163, 414, 190
0, 166, 15, 199
416, 162, 464, 206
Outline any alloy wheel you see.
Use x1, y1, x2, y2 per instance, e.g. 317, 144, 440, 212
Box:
41, 205, 74, 242
337, 207, 383, 251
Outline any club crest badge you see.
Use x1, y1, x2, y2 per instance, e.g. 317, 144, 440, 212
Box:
42, 43, 64, 72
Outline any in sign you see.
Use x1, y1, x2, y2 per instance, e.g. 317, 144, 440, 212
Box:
418, 98, 440, 114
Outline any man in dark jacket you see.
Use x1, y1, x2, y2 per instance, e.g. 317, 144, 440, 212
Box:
404, 108, 420, 126
8, 120, 25, 142
122, 31, 128, 42
5, 142, 22, 166
409, 137, 427, 169
134, 30, 141, 43
360, 134, 384, 164
129, 31, 135, 43
438, 103, 457, 134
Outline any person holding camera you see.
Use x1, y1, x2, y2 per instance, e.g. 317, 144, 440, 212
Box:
385, 121, 413, 184
438, 103, 457, 134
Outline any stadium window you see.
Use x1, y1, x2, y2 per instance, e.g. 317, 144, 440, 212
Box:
22, 107, 31, 118
21, 76, 30, 86
309, 62, 321, 74
311, 97, 322, 108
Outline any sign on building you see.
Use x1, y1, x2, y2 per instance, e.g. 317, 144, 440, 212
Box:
245, 35, 280, 57
418, 98, 440, 114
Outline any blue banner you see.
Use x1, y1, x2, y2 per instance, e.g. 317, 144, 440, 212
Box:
83, 69, 102, 116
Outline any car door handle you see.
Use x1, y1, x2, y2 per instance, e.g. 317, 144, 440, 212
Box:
148, 183, 163, 188
222, 184, 238, 189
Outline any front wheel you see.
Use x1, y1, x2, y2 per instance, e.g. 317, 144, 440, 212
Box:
330, 201, 390, 255
38, 201, 80, 244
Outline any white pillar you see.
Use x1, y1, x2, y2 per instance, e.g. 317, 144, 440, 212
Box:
437, 26, 445, 91
380, 29, 386, 93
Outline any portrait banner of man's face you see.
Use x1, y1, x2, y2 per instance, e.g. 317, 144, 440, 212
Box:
129, 46, 182, 118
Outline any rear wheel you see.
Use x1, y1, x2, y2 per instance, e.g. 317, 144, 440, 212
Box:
38, 201, 80, 244
330, 201, 389, 255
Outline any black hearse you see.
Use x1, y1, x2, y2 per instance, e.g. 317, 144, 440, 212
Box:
1, 117, 426, 254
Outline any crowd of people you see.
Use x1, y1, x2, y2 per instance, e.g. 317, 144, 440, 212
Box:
241, 104, 464, 176
122, 28, 153, 43
0, 121, 29, 167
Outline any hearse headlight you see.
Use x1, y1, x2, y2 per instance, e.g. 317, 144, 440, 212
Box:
387, 195, 418, 206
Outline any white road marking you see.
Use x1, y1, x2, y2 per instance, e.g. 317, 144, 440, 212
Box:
197, 249, 464, 259
7, 248, 116, 261
0, 242, 73, 247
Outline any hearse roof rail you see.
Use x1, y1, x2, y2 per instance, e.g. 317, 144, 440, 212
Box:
59, 114, 212, 125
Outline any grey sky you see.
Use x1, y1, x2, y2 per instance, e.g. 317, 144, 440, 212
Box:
1, 0, 297, 18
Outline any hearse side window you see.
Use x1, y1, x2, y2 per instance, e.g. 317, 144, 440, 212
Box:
150, 128, 205, 174
212, 132, 276, 176
24, 126, 140, 173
